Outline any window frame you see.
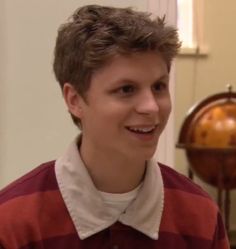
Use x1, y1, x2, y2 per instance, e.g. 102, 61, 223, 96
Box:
177, 0, 208, 55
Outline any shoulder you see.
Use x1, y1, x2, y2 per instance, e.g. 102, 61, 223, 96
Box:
0, 161, 66, 248
158, 162, 218, 215
0, 161, 59, 218
158, 162, 211, 198
0, 160, 58, 202
158, 163, 225, 243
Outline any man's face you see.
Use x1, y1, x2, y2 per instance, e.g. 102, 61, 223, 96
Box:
68, 52, 171, 161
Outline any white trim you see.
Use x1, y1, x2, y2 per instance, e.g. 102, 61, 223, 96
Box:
147, 0, 177, 26
177, 0, 208, 56
147, 0, 177, 166
179, 45, 209, 56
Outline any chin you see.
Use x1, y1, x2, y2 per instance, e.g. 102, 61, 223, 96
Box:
137, 149, 157, 161
145, 153, 156, 161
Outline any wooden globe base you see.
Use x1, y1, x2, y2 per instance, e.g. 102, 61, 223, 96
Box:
177, 86, 236, 233
185, 148, 236, 189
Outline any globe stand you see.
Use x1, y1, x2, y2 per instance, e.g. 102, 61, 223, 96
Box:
176, 85, 236, 235
186, 147, 236, 233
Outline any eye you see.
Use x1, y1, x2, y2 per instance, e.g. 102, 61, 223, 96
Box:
115, 84, 136, 96
120, 85, 135, 93
152, 82, 168, 92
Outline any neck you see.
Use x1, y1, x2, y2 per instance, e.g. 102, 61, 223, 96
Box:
79, 139, 147, 194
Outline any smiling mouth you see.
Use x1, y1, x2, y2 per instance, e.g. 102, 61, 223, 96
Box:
126, 125, 157, 134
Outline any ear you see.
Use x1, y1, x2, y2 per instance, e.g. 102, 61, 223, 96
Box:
62, 83, 84, 119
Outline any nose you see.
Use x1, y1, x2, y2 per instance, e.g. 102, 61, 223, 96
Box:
135, 90, 159, 115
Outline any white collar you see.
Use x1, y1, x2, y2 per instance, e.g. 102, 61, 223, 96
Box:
55, 137, 164, 240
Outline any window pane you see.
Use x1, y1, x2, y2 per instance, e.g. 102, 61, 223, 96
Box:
177, 0, 195, 48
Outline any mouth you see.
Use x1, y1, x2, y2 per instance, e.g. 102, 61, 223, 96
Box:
126, 125, 157, 134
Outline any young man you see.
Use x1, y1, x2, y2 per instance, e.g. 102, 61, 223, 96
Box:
0, 4, 230, 249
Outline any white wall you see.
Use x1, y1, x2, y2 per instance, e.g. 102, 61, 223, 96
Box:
0, 0, 176, 187
0, 0, 7, 185
175, 0, 236, 232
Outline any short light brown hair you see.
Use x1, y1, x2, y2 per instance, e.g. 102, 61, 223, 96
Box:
53, 4, 181, 127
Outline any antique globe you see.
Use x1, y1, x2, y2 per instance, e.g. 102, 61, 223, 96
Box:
177, 85, 236, 189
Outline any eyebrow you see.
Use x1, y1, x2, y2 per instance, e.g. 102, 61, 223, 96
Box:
156, 74, 170, 81
112, 74, 170, 86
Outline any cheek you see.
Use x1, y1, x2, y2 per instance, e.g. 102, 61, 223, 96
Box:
167, 99, 172, 115
91, 105, 125, 128
101, 102, 130, 118
160, 97, 172, 117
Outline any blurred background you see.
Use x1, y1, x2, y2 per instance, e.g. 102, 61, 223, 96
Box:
0, 0, 235, 246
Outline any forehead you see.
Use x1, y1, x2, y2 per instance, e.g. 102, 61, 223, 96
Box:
90, 52, 169, 88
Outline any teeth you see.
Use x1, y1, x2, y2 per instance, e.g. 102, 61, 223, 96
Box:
128, 126, 155, 133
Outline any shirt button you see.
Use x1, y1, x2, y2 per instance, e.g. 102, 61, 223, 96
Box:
112, 245, 119, 249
